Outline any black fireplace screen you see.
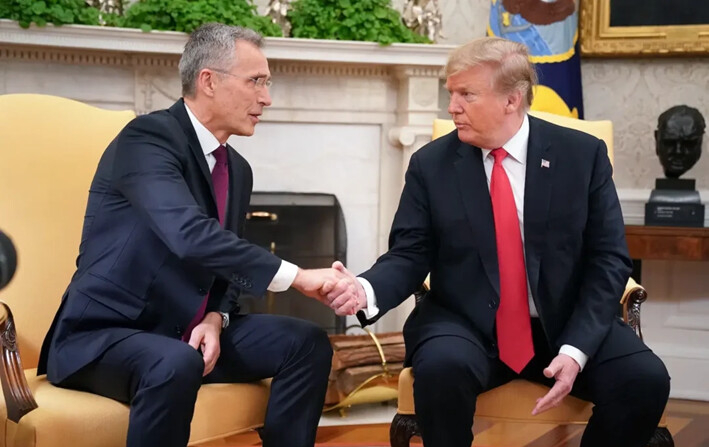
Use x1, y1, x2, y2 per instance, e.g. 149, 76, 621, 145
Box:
239, 192, 347, 334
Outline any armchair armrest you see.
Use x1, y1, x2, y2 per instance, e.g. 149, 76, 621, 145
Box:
0, 301, 38, 422
620, 278, 647, 341
415, 276, 648, 342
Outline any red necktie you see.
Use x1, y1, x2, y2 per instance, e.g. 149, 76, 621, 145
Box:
183, 145, 229, 341
490, 148, 534, 373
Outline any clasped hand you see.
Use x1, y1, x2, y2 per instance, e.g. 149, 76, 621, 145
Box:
292, 261, 366, 316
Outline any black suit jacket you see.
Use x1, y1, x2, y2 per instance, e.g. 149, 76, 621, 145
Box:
359, 116, 641, 366
39, 99, 281, 382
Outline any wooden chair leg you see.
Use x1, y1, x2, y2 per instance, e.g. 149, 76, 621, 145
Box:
390, 413, 420, 447
647, 427, 674, 447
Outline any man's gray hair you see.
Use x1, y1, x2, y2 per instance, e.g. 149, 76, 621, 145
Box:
179, 23, 264, 97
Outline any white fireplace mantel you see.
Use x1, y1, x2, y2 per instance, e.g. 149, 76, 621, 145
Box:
0, 19, 455, 66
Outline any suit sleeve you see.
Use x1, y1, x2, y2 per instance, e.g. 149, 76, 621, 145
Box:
557, 139, 632, 358
358, 151, 432, 325
112, 116, 281, 296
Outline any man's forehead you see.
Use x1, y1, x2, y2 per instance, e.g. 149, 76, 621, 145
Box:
234, 41, 267, 62
446, 66, 491, 89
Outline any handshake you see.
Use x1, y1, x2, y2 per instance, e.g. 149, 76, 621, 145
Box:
291, 261, 367, 316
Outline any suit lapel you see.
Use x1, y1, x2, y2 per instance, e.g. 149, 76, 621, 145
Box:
523, 116, 553, 299
454, 143, 500, 297
168, 99, 218, 209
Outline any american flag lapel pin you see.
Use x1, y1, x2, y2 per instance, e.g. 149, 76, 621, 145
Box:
541, 159, 550, 168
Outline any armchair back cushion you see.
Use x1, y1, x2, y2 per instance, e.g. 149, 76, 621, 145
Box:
0, 93, 135, 368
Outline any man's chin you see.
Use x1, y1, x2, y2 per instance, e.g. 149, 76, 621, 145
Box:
457, 129, 479, 146
234, 125, 256, 137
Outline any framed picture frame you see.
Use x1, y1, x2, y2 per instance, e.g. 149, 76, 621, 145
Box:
580, 0, 709, 57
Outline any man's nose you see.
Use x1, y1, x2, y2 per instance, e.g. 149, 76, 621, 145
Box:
448, 95, 462, 115
259, 87, 272, 107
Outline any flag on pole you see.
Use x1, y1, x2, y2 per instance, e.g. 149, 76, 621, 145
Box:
488, 0, 584, 119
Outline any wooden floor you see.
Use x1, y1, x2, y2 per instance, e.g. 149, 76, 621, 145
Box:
205, 398, 709, 446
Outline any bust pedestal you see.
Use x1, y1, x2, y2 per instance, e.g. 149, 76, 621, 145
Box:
645, 178, 705, 227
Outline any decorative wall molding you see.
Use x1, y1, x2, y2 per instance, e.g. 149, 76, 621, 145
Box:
0, 47, 164, 67
393, 66, 445, 79
271, 62, 390, 78
388, 125, 433, 149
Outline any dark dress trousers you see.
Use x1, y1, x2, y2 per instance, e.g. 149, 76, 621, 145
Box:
38, 99, 332, 447
358, 116, 670, 447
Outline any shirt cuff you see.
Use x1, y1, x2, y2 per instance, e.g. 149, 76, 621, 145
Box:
559, 344, 588, 371
267, 260, 298, 292
356, 277, 379, 319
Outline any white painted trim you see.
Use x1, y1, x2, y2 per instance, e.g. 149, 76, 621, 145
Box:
0, 20, 455, 66
664, 315, 709, 331
650, 343, 709, 361
670, 390, 709, 400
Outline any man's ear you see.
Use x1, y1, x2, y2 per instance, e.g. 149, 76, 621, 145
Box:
196, 69, 217, 98
505, 89, 524, 114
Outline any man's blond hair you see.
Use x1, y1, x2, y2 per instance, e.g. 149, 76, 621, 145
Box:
445, 37, 537, 109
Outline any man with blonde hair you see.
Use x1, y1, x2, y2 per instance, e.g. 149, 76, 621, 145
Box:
327, 37, 670, 447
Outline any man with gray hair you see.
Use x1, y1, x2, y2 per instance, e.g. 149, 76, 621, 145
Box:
326, 36, 670, 446
38, 23, 338, 447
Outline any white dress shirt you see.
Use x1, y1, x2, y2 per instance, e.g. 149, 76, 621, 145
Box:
184, 104, 298, 292
359, 115, 588, 370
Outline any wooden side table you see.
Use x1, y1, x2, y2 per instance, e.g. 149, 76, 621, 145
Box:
624, 225, 709, 282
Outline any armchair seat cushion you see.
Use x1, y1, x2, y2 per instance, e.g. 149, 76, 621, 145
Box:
396, 367, 667, 426
1, 370, 270, 447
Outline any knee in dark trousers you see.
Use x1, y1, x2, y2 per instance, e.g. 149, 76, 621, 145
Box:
581, 350, 670, 447
412, 336, 489, 447
138, 344, 204, 398
279, 318, 333, 373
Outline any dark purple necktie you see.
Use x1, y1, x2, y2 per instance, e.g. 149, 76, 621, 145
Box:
183, 145, 229, 341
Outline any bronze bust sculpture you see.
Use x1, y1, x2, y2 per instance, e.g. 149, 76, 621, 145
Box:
655, 105, 705, 179
646, 105, 706, 227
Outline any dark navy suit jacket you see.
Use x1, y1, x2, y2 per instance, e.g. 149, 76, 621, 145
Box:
38, 99, 281, 383
359, 116, 645, 366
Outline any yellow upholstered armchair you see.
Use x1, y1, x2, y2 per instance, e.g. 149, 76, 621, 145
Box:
0, 94, 270, 447
390, 113, 673, 447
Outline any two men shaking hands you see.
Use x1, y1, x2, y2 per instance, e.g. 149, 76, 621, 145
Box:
294, 261, 366, 316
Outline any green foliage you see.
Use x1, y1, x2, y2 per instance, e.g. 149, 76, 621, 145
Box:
288, 0, 429, 44
119, 0, 282, 36
0, 0, 101, 28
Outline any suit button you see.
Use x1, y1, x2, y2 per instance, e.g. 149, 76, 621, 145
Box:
488, 301, 497, 309
175, 325, 183, 336
199, 288, 207, 294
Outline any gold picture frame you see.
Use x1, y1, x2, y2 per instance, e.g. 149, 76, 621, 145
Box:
580, 0, 709, 57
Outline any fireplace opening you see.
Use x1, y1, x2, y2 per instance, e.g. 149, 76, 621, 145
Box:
239, 192, 347, 334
